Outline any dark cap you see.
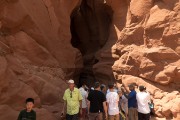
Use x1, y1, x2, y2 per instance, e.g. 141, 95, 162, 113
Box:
139, 85, 146, 91
94, 82, 100, 89
128, 84, 135, 88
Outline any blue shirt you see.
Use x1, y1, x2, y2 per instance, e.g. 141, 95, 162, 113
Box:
128, 90, 137, 108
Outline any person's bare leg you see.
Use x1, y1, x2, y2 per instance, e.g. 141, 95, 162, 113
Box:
115, 114, 119, 120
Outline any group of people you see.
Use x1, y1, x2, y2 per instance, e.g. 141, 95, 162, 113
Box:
17, 79, 152, 120
61, 79, 153, 120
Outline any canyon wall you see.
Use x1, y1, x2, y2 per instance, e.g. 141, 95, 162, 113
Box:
0, 0, 82, 119
97, 0, 180, 119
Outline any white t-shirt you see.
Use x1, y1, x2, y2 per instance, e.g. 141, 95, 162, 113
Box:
79, 87, 88, 108
106, 91, 119, 115
136, 92, 151, 114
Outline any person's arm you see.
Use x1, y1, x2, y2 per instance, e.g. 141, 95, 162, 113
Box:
106, 102, 109, 113
103, 101, 108, 119
147, 92, 151, 103
78, 90, 83, 115
87, 92, 91, 114
121, 87, 128, 99
34, 112, 36, 120
117, 93, 119, 102
124, 87, 130, 93
103, 94, 108, 119
79, 100, 83, 115
106, 95, 109, 114
87, 100, 90, 114
123, 92, 129, 99
122, 83, 130, 93
85, 92, 88, 104
17, 111, 22, 120
79, 100, 82, 109
121, 85, 130, 99
85, 92, 89, 112
78, 89, 83, 109
124, 91, 135, 99
121, 86, 135, 99
62, 91, 67, 116
61, 101, 67, 116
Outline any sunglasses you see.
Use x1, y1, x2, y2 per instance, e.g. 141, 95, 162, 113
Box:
70, 91, 72, 98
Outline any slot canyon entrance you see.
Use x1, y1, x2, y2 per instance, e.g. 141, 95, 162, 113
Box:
70, 0, 113, 87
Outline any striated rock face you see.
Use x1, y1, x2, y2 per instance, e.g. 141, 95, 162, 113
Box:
104, 0, 180, 119
93, 0, 180, 119
0, 0, 82, 119
0, 0, 179, 119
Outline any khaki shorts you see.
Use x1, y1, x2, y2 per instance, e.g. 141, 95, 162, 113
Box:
89, 112, 103, 120
128, 108, 138, 120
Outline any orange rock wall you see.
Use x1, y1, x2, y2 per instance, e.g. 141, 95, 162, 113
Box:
0, 0, 82, 119
96, 0, 180, 119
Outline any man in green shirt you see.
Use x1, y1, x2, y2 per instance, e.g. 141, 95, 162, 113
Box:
61, 79, 83, 120
17, 98, 36, 120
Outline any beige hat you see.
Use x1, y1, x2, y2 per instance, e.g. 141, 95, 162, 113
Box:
68, 79, 74, 84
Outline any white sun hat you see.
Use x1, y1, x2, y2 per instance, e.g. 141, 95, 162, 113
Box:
68, 79, 74, 84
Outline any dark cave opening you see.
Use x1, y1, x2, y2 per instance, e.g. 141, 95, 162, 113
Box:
70, 0, 113, 87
